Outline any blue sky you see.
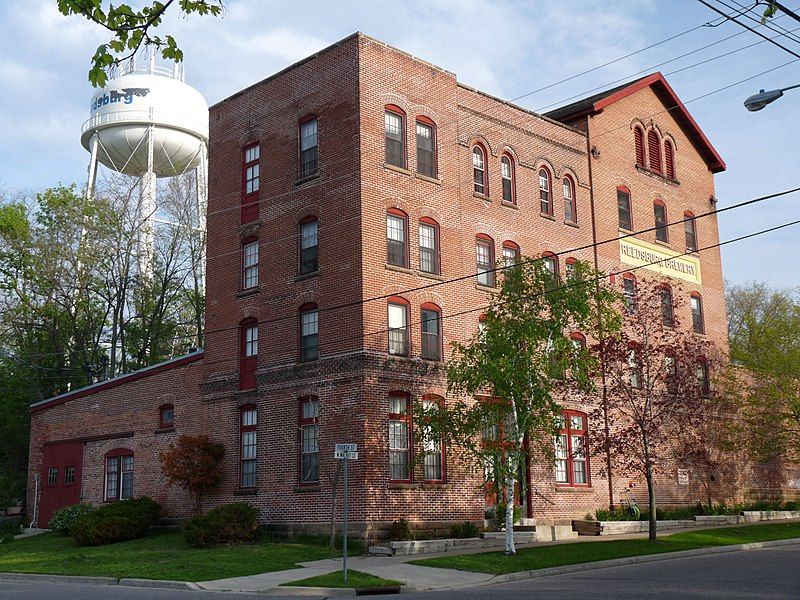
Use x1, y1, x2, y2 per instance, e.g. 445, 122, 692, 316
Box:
1, 0, 798, 288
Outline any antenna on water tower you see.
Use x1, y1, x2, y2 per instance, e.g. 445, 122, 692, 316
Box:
80, 47, 208, 283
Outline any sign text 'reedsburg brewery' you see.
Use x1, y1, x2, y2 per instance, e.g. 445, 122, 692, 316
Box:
619, 237, 702, 285
91, 88, 150, 112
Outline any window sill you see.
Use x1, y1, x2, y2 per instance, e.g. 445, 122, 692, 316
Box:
154, 427, 176, 435
554, 485, 594, 492
635, 165, 679, 186
294, 485, 320, 493
294, 270, 321, 282
383, 163, 411, 176
540, 212, 556, 221
500, 200, 518, 210
236, 286, 261, 298
418, 271, 445, 281
295, 173, 320, 187
618, 228, 635, 236
235, 388, 259, 399
472, 192, 491, 201
565, 220, 579, 228
388, 482, 416, 490
476, 283, 499, 294
421, 482, 449, 489
654, 239, 671, 248
238, 219, 262, 233
385, 263, 414, 275
235, 487, 257, 496
414, 172, 441, 185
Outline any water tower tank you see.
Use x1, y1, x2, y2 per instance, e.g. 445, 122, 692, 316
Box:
80, 63, 208, 177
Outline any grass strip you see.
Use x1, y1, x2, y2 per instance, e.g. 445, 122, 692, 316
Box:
0, 530, 356, 582
410, 522, 800, 575
282, 569, 402, 588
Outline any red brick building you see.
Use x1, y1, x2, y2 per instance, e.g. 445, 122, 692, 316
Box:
28, 33, 735, 536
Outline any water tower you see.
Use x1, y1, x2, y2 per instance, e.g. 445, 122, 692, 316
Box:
80, 52, 209, 279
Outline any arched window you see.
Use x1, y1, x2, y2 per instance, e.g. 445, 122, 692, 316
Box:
159, 404, 174, 429
502, 241, 520, 269
242, 236, 259, 289
475, 234, 495, 287
387, 296, 410, 356
386, 208, 408, 267
684, 211, 697, 252
654, 199, 668, 243
299, 115, 318, 178
239, 318, 258, 390
539, 167, 553, 215
617, 186, 633, 231
299, 216, 319, 274
299, 303, 318, 362
691, 293, 705, 334
500, 154, 515, 203
563, 176, 576, 223
385, 105, 406, 168
664, 139, 676, 179
299, 397, 320, 484
241, 143, 260, 223
418, 217, 440, 275
542, 251, 559, 278
105, 448, 134, 501
388, 392, 412, 482
472, 145, 487, 195
420, 302, 442, 361
555, 411, 589, 486
696, 359, 711, 397
665, 354, 678, 395
416, 116, 437, 178
647, 129, 662, 173
421, 395, 445, 482
634, 126, 645, 167
565, 257, 577, 280
660, 285, 674, 327
240, 404, 257, 488
622, 273, 637, 313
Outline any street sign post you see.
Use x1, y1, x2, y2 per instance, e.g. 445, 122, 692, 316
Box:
334, 443, 358, 582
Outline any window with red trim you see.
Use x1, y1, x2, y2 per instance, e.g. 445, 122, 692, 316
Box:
696, 359, 711, 397
240, 405, 257, 488
629, 348, 642, 389
299, 216, 319, 274
539, 168, 553, 215
299, 116, 318, 178
654, 200, 668, 243
691, 293, 705, 334
159, 404, 174, 429
64, 465, 76, 485
388, 392, 411, 482
418, 218, 440, 275
542, 252, 558, 278
565, 257, 577, 280
569, 333, 587, 377
684, 212, 697, 252
241, 144, 260, 223
563, 176, 576, 223
647, 129, 662, 173
242, 237, 258, 289
387, 209, 408, 267
239, 318, 258, 390
634, 126, 645, 167
416, 117, 436, 178
665, 355, 678, 395
617, 187, 633, 231
299, 303, 318, 362
421, 303, 442, 361
472, 145, 486, 194
105, 448, 134, 501
388, 297, 410, 356
422, 395, 445, 481
476, 235, 495, 287
664, 139, 676, 179
385, 106, 405, 168
299, 397, 319, 484
555, 411, 589, 486
502, 241, 520, 269
661, 285, 675, 327
500, 154, 515, 203
622, 273, 637, 313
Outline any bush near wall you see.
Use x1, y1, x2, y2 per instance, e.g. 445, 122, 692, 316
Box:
72, 497, 160, 546
49, 503, 94, 535
592, 500, 800, 522
183, 503, 259, 548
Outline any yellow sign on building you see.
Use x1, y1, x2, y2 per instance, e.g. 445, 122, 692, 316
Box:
619, 237, 701, 285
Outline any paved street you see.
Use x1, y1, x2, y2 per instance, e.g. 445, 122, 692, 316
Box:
1, 545, 798, 599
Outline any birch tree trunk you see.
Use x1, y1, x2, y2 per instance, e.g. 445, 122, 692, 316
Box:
504, 461, 516, 555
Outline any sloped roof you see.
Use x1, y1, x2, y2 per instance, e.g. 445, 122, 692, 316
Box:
545, 72, 726, 173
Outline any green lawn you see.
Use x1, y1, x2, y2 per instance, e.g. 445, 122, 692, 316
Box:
411, 522, 800, 575
0, 530, 356, 582
282, 569, 402, 589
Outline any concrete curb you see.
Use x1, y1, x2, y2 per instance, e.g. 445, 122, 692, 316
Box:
254, 584, 412, 596
481, 537, 800, 587
119, 577, 198, 590
0, 572, 196, 591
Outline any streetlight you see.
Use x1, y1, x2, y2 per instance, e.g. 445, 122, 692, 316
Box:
744, 83, 800, 111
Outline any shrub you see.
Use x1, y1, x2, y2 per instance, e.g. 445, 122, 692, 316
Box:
493, 504, 521, 530
449, 521, 479, 539
183, 503, 259, 548
0, 520, 19, 544
388, 518, 411, 541
160, 435, 225, 514
49, 503, 94, 535
72, 497, 160, 546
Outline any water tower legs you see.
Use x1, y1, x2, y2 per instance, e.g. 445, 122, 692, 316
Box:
138, 124, 157, 280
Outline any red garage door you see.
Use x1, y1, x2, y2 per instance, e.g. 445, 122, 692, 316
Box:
40, 442, 84, 527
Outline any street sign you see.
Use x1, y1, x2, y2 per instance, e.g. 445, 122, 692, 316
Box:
335, 443, 357, 453
334, 451, 358, 460
334, 442, 358, 582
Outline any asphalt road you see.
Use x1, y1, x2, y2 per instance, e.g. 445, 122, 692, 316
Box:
1, 545, 798, 599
